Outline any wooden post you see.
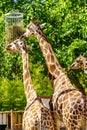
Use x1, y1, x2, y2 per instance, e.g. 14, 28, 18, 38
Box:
11, 110, 14, 130
3, 113, 7, 124
6, 113, 8, 128
0, 114, 2, 124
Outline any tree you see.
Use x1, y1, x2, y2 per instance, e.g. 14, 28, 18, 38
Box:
0, 0, 87, 110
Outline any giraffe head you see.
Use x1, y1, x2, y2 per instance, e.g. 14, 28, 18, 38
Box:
68, 54, 87, 70
23, 19, 46, 37
6, 37, 28, 53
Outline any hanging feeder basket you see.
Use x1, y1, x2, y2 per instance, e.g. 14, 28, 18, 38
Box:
5, 11, 24, 44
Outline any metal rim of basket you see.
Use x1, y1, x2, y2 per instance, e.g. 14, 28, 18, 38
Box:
5, 11, 23, 18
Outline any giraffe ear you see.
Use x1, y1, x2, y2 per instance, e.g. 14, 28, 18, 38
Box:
40, 23, 46, 29
20, 35, 25, 41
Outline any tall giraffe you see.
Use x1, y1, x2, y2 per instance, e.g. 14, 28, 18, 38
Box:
23, 20, 87, 130
6, 38, 55, 130
69, 54, 87, 70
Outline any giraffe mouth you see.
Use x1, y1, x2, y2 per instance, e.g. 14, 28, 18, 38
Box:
68, 67, 72, 71
68, 67, 75, 71
6, 45, 12, 52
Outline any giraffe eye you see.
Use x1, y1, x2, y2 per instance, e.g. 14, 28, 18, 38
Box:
28, 25, 32, 29
20, 42, 22, 45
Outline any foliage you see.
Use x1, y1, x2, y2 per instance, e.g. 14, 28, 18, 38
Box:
30, 61, 53, 96
0, 76, 26, 111
0, 0, 87, 110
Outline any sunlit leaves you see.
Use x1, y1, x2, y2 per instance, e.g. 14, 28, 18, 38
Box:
0, 77, 26, 111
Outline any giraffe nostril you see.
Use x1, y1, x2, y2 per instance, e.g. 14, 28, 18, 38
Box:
6, 45, 11, 50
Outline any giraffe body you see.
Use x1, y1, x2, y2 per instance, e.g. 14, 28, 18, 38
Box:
23, 20, 87, 130
6, 38, 55, 130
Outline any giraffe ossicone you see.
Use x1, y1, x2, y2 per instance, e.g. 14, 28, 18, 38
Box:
6, 38, 55, 130
23, 20, 87, 130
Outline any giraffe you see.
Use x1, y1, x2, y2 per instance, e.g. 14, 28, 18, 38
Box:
68, 54, 87, 126
22, 20, 87, 130
68, 54, 87, 70
6, 38, 55, 130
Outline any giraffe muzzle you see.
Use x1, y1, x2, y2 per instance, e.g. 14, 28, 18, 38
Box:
6, 45, 11, 51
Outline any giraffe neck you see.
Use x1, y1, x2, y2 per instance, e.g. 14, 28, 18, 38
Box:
36, 31, 61, 78
35, 31, 74, 91
83, 58, 87, 68
22, 50, 37, 105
